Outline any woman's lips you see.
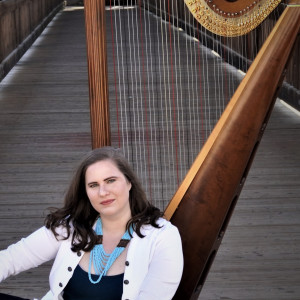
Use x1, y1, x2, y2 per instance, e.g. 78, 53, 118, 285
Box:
100, 199, 115, 205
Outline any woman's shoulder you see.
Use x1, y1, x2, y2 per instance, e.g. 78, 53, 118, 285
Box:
44, 220, 74, 241
156, 217, 173, 228
140, 217, 179, 236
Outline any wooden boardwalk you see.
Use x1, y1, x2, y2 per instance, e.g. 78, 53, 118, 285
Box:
0, 6, 299, 300
0, 7, 91, 299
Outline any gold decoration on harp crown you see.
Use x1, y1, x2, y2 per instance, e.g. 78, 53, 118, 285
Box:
184, 0, 282, 37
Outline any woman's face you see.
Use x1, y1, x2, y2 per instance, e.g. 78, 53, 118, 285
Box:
85, 159, 132, 220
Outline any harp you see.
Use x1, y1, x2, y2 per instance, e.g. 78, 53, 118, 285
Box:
83, 1, 300, 299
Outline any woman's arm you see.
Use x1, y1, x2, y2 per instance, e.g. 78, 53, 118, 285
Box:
0, 226, 62, 282
137, 223, 184, 300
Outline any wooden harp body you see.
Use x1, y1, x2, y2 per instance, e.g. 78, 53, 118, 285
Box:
166, 3, 300, 298
84, 1, 300, 299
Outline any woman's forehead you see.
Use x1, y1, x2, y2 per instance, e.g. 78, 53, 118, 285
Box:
85, 159, 123, 178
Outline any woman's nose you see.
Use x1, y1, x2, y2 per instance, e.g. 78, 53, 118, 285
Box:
99, 185, 109, 196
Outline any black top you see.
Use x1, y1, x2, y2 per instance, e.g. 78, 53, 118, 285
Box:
63, 265, 124, 300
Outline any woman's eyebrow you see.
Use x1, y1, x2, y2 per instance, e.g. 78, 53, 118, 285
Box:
86, 176, 118, 185
87, 181, 98, 185
104, 176, 118, 181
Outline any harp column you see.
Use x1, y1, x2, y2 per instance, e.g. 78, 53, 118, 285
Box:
84, 0, 110, 149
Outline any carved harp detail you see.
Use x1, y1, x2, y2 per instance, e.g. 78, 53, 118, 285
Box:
184, 0, 282, 36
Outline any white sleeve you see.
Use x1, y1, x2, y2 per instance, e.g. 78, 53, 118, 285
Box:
137, 224, 184, 300
0, 226, 62, 282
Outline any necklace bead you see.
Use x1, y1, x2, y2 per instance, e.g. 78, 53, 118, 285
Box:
88, 218, 132, 284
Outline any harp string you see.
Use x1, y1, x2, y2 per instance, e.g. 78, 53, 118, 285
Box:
127, 1, 134, 162
131, 1, 141, 174
168, 0, 180, 187
136, 1, 148, 191
109, 1, 120, 147
185, 6, 193, 168
117, 2, 128, 153
173, 1, 183, 182
155, 1, 165, 202
160, 0, 175, 205
162, 0, 172, 201
106, 1, 283, 210
145, 0, 158, 201
164, 0, 175, 197
138, 0, 151, 198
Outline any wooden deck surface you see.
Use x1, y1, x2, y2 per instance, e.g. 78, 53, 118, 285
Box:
0, 6, 299, 300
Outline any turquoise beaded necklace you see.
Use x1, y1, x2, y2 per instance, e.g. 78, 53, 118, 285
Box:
88, 218, 133, 284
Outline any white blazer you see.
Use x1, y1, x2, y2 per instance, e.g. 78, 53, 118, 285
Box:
0, 218, 183, 300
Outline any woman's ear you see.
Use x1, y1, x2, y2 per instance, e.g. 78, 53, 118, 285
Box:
128, 181, 132, 191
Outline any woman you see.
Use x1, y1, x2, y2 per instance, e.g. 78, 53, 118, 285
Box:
0, 147, 183, 300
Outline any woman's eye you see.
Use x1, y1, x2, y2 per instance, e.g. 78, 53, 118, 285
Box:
89, 183, 98, 188
107, 178, 116, 184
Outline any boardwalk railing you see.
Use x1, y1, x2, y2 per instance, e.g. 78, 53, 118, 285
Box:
0, 0, 64, 81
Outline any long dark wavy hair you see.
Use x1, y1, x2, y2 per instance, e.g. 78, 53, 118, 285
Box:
45, 147, 162, 252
